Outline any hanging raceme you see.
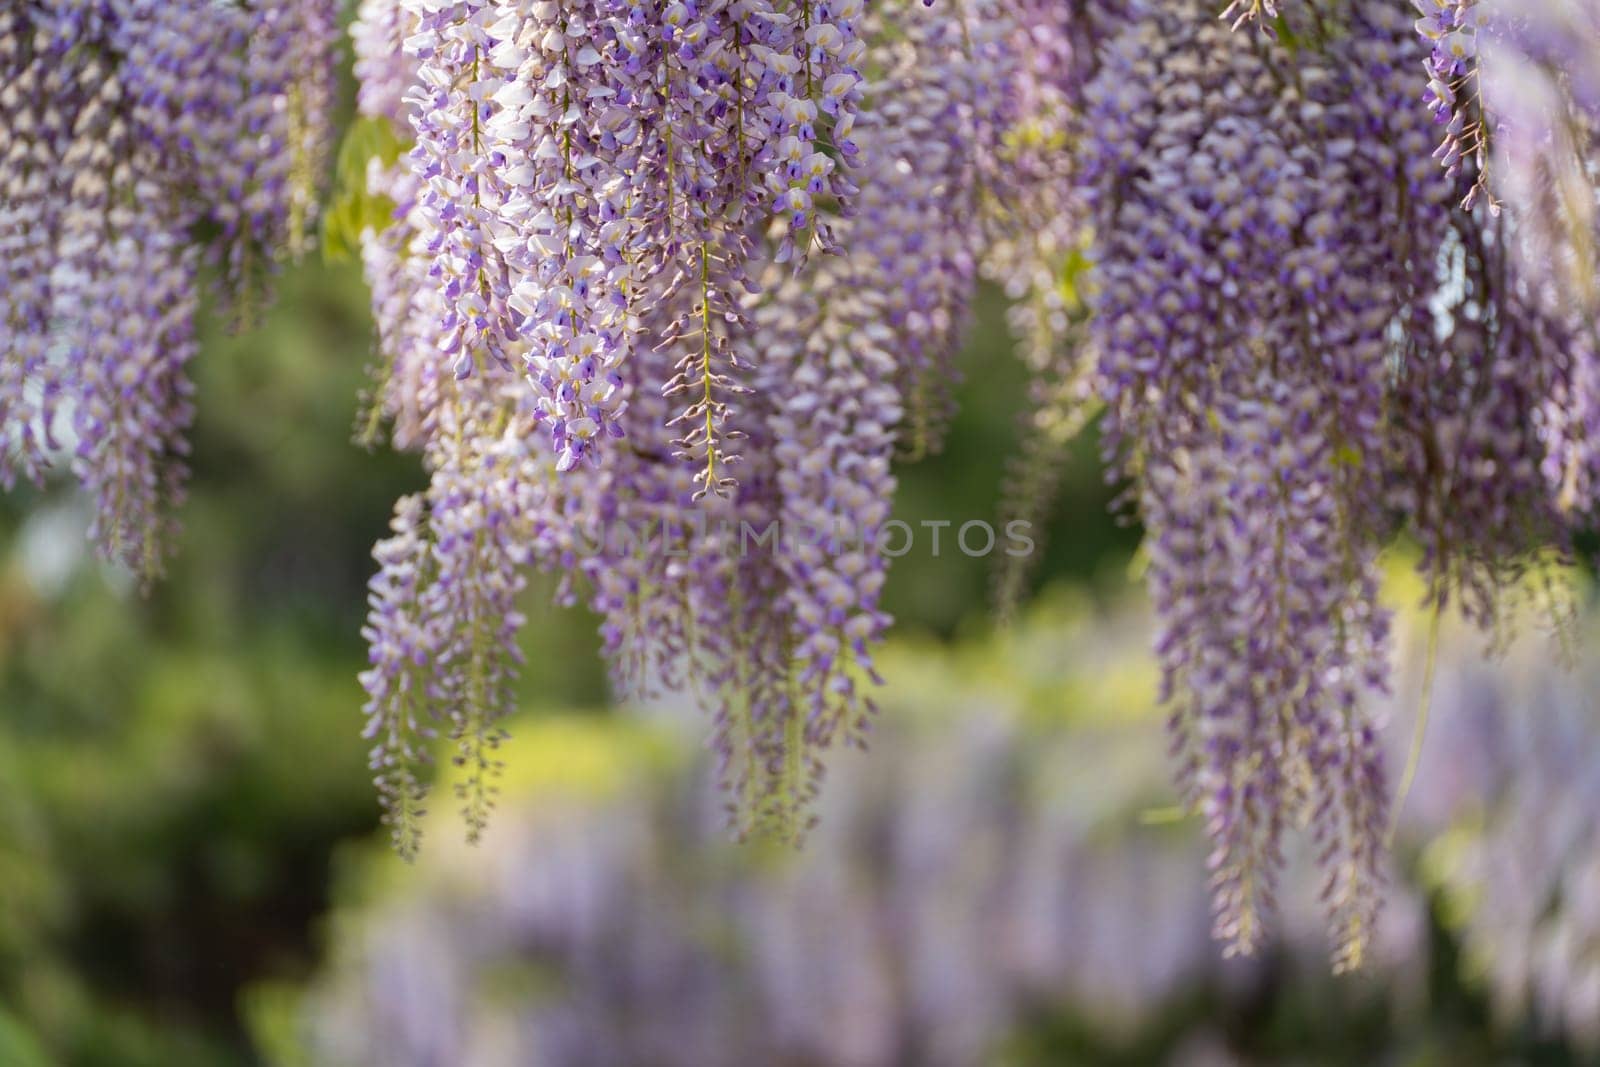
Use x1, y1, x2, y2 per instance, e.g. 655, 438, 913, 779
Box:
0, 0, 340, 584
1074, 0, 1598, 966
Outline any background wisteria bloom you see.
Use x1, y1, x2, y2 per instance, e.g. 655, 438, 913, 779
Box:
295, 583, 1600, 1065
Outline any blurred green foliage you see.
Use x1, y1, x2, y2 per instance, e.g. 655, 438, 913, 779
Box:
320, 118, 405, 264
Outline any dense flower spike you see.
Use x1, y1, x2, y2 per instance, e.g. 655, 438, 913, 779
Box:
359, 494, 439, 860
485, 0, 645, 470
0, 0, 340, 580
0, 9, 74, 489
402, 0, 515, 384
1415, 0, 1492, 206
359, 368, 560, 849
1075, 0, 1600, 966
755, 254, 899, 828
875, 0, 1013, 457
354, 0, 420, 127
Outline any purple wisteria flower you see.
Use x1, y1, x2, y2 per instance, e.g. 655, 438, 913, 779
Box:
1085, 0, 1514, 968
0, 0, 340, 581
352, 0, 1071, 845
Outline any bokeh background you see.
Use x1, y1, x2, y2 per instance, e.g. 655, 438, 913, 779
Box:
4, 51, 1600, 1067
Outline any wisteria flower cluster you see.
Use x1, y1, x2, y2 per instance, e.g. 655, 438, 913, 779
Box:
0, 0, 340, 584
350, 0, 1048, 852
7, 0, 1600, 975
1076, 0, 1600, 967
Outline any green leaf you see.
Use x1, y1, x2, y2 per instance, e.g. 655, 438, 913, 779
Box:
320, 117, 410, 263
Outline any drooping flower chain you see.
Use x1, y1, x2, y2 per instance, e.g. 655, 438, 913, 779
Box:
1080, 0, 1600, 968
396, 0, 866, 482
355, 0, 1057, 847
0, 0, 340, 583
